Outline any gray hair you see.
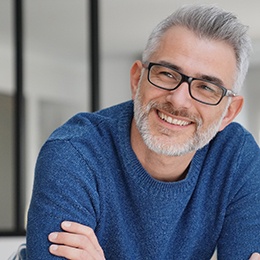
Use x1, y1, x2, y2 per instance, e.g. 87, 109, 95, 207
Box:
142, 4, 252, 93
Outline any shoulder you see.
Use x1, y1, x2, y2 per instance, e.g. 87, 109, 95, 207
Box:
206, 122, 260, 187
199, 122, 260, 185
194, 123, 260, 211
217, 122, 253, 139
47, 101, 133, 142
212, 122, 259, 154
37, 101, 133, 172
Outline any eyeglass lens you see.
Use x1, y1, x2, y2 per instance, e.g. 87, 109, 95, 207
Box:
149, 64, 224, 105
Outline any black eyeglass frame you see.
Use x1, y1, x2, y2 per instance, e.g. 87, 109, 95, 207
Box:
144, 62, 237, 106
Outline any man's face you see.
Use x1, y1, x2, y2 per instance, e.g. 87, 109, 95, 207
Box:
131, 26, 239, 156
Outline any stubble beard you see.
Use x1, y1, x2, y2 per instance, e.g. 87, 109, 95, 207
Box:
133, 86, 229, 157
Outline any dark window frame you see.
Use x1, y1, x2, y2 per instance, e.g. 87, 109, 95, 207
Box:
0, 0, 100, 236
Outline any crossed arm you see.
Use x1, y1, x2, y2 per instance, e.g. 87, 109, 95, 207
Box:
48, 221, 105, 260
48, 221, 260, 260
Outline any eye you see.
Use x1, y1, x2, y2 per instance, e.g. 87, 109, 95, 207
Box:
157, 70, 180, 82
150, 65, 181, 84
199, 84, 216, 93
160, 71, 174, 78
194, 81, 220, 95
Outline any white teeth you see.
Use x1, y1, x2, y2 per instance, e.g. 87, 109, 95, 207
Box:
158, 111, 190, 126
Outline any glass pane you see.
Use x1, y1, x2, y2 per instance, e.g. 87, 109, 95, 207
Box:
0, 0, 15, 231
0, 95, 15, 231
24, 0, 89, 222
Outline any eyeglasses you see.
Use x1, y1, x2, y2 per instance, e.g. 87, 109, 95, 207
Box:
144, 62, 236, 106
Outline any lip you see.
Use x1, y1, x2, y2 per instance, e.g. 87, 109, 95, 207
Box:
157, 110, 193, 127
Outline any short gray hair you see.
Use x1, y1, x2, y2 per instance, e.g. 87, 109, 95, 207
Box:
142, 4, 252, 93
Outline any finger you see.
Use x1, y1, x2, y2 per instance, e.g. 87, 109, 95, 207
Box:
49, 232, 105, 259
49, 244, 103, 260
249, 253, 260, 260
61, 221, 103, 253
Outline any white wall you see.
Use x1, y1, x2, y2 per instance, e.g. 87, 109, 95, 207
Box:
100, 53, 135, 108
24, 51, 89, 210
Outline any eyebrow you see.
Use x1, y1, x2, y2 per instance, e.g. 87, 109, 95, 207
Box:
199, 75, 224, 87
158, 60, 182, 71
157, 60, 225, 87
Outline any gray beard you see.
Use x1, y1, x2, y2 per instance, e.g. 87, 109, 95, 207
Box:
133, 87, 229, 157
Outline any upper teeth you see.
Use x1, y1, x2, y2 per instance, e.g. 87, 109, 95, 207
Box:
158, 111, 190, 126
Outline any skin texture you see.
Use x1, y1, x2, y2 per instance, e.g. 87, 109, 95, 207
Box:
48, 26, 259, 259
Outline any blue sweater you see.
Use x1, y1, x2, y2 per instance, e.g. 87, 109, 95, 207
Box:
27, 101, 260, 260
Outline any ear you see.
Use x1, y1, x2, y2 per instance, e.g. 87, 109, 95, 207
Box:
219, 96, 244, 131
130, 60, 143, 100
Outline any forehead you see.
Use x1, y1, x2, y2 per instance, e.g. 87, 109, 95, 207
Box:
151, 26, 237, 88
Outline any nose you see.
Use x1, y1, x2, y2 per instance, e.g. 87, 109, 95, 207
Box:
165, 82, 193, 108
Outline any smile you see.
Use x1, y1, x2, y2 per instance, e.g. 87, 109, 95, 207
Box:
158, 111, 191, 126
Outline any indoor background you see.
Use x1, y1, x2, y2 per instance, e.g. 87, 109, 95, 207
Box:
0, 0, 260, 258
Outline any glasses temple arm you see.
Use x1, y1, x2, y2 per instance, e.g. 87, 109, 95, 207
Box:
226, 89, 237, 97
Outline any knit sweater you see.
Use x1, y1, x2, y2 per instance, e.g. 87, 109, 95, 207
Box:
27, 101, 260, 260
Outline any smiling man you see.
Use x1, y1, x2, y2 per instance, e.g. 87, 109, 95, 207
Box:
27, 4, 260, 260
129, 25, 241, 182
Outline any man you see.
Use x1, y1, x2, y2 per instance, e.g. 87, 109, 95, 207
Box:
27, 4, 260, 259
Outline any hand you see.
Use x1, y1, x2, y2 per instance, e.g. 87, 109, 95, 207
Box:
250, 253, 260, 260
48, 221, 105, 259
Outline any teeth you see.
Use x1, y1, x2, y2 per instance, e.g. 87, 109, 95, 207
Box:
158, 111, 190, 126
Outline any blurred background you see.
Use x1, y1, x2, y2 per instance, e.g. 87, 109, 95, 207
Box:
0, 0, 260, 257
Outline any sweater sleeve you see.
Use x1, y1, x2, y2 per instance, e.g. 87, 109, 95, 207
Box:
216, 136, 260, 260
26, 139, 101, 259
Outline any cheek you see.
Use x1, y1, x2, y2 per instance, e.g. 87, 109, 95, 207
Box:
135, 84, 151, 104
200, 107, 225, 127
140, 84, 170, 104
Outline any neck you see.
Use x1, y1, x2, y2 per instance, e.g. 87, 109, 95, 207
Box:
131, 120, 195, 182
